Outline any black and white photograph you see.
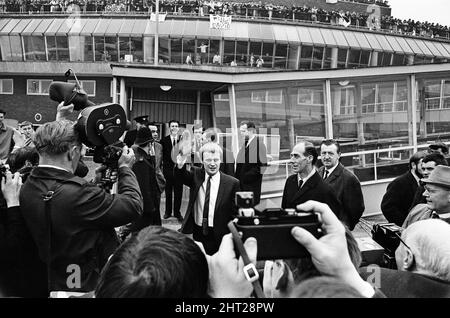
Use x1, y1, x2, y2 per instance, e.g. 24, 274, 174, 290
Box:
0, 0, 449, 304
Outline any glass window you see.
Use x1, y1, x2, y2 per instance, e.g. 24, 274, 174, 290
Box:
158, 38, 169, 64
394, 82, 407, 111
348, 49, 361, 68
0, 79, 13, 94
360, 50, 371, 66
56, 36, 69, 61
224, 40, 235, 65
287, 45, 299, 70
182, 38, 195, 64
143, 36, 154, 64
104, 37, 118, 62
236, 41, 248, 66
23, 36, 46, 61
47, 36, 57, 61
94, 37, 105, 62
423, 80, 441, 110
131, 37, 143, 63
392, 54, 405, 66
261, 42, 274, 68
68, 80, 96, 96
378, 52, 392, 67
9, 36, 22, 61
337, 48, 347, 69
119, 37, 131, 62
83, 36, 94, 62
27, 79, 52, 95
274, 43, 288, 69
331, 78, 411, 181
299, 45, 312, 69
323, 47, 332, 69
249, 41, 262, 58
312, 46, 324, 70
170, 38, 182, 64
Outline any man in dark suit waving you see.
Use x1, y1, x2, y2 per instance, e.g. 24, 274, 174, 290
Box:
281, 141, 342, 220
161, 120, 183, 222
235, 121, 267, 205
175, 142, 240, 255
319, 139, 365, 230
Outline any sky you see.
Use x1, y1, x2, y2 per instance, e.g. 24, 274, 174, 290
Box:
388, 0, 450, 26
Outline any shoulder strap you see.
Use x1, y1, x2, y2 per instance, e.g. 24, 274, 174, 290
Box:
42, 187, 57, 294
228, 221, 265, 298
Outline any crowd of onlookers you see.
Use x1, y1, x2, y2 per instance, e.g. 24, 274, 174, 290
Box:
0, 0, 449, 40
1, 97, 449, 298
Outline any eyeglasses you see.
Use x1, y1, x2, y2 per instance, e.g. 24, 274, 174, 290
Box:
394, 231, 412, 251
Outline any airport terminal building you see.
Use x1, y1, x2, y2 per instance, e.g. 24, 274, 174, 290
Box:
1, 0, 450, 213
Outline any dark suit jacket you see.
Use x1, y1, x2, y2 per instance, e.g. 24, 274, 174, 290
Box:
161, 135, 180, 174
410, 185, 427, 210
220, 146, 235, 177
359, 267, 450, 298
152, 141, 165, 193
318, 163, 365, 230
131, 146, 161, 226
19, 166, 142, 292
123, 129, 137, 148
381, 171, 418, 226
235, 137, 267, 204
175, 166, 240, 252
281, 171, 343, 221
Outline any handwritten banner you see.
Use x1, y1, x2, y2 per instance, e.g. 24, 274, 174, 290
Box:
209, 15, 232, 30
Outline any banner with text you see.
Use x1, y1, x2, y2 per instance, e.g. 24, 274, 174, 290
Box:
209, 15, 232, 30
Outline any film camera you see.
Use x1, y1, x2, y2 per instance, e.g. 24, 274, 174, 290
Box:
49, 69, 128, 189
372, 222, 403, 269
230, 192, 323, 260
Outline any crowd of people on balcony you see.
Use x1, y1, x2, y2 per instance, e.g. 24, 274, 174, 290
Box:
0, 0, 449, 39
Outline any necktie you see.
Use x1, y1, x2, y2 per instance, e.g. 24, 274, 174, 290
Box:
172, 138, 176, 147
298, 179, 303, 190
431, 212, 440, 219
202, 176, 211, 236
323, 170, 329, 180
149, 143, 155, 156
244, 138, 249, 148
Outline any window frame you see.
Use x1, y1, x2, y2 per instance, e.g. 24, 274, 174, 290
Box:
0, 79, 13, 95
68, 80, 96, 97
26, 79, 53, 96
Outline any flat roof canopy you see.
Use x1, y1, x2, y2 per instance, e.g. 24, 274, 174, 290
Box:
0, 17, 449, 59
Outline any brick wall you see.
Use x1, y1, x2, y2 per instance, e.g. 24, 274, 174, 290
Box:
0, 76, 112, 125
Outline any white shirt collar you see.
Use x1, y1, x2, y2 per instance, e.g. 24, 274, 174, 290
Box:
325, 162, 339, 176
38, 164, 71, 173
298, 167, 316, 187
205, 171, 220, 182
246, 135, 256, 146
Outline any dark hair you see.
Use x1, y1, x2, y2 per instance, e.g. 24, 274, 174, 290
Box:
6, 146, 39, 173
409, 151, 426, 170
0, 109, 5, 115
289, 277, 363, 298
95, 226, 208, 298
168, 120, 180, 126
304, 143, 318, 166
320, 139, 341, 154
422, 152, 448, 166
240, 121, 256, 130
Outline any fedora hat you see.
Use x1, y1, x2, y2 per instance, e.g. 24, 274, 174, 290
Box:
133, 115, 149, 125
421, 165, 450, 189
135, 127, 153, 146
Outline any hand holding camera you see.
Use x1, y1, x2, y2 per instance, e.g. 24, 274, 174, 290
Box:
1, 170, 22, 208
118, 146, 135, 169
231, 192, 323, 260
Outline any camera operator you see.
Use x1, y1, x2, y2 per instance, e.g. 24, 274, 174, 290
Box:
360, 219, 450, 297
19, 119, 143, 294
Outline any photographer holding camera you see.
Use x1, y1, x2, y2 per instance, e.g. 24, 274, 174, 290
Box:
19, 118, 143, 294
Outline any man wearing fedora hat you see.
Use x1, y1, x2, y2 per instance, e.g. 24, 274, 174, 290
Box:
403, 165, 450, 228
123, 126, 161, 234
